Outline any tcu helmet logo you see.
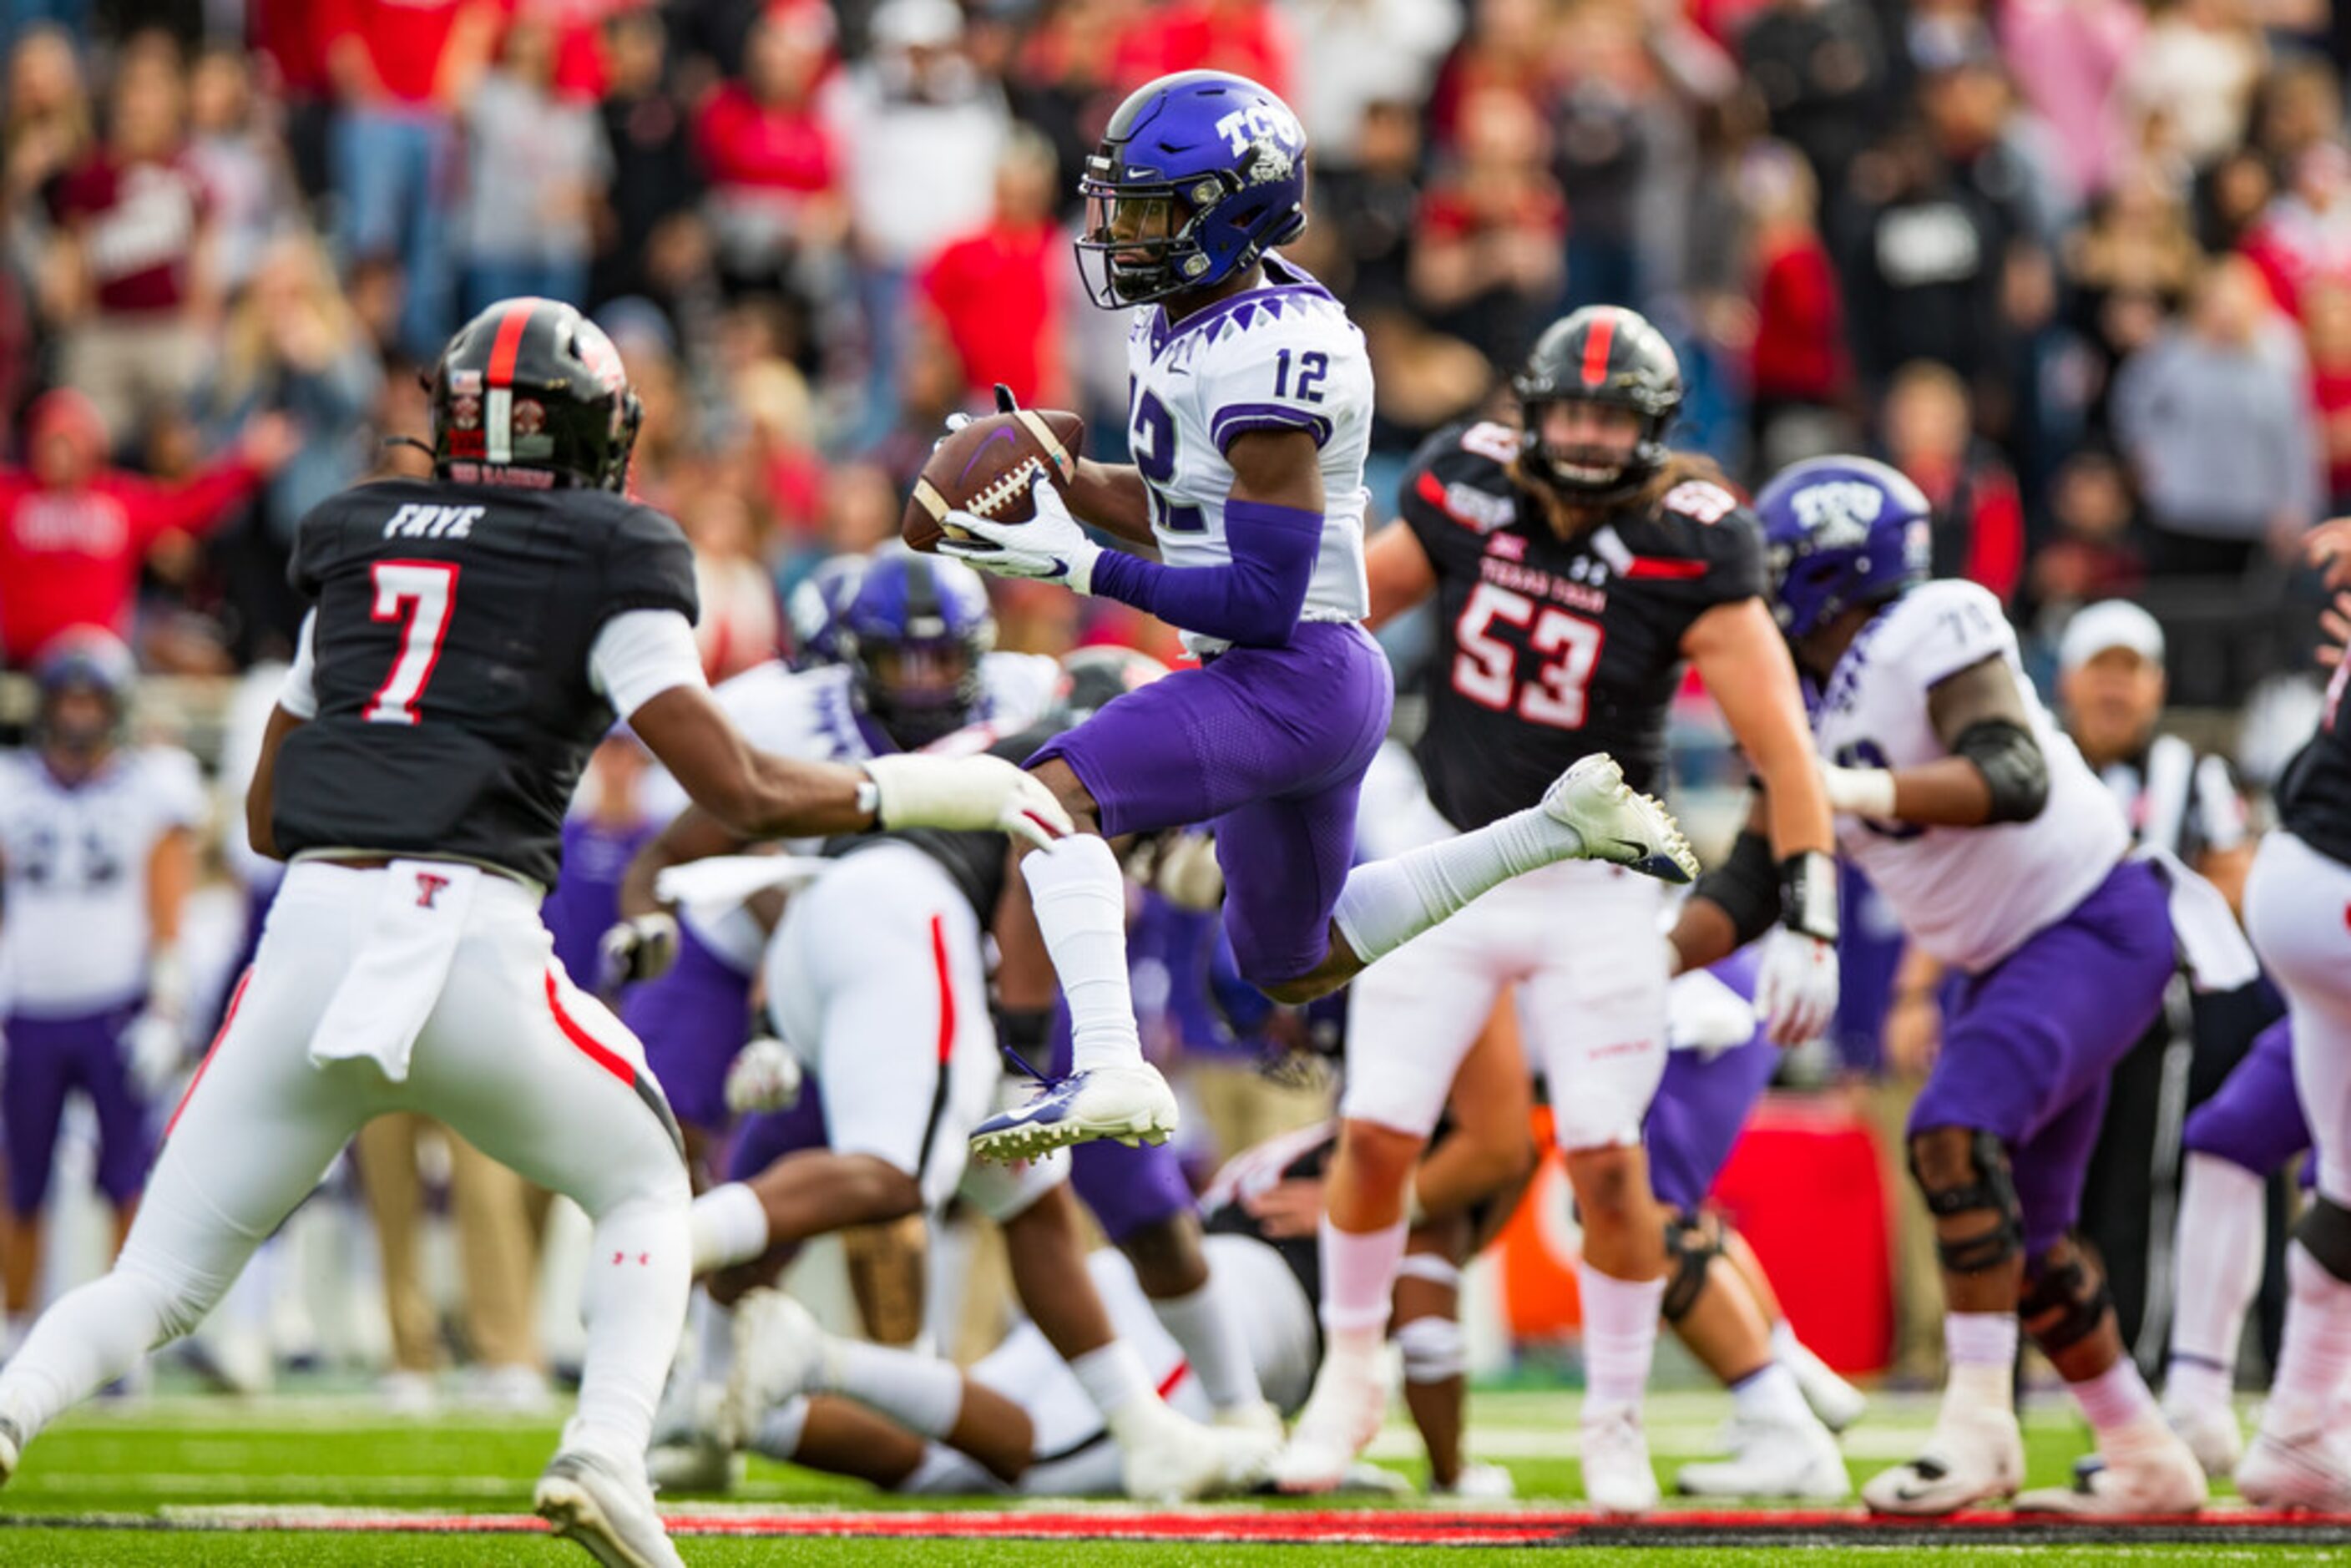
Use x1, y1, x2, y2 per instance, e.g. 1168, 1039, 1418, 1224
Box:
1215, 100, 1302, 161
1792, 481, 1884, 547
414, 872, 452, 909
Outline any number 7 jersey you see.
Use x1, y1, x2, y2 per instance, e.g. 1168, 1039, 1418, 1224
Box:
273, 477, 700, 889
1399, 421, 1767, 831
1124, 255, 1373, 656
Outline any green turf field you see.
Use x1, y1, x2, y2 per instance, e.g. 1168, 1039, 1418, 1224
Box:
0, 1387, 2335, 1564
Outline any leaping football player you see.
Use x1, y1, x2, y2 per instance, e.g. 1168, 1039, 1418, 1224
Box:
0, 298, 1071, 1568
1275, 306, 1838, 1508
933, 71, 1697, 1162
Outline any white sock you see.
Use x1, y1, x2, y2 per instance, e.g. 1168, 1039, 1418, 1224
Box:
2262, 1242, 2351, 1437
1150, 1279, 1263, 1413
1069, 1339, 1155, 1429
1319, 1216, 1409, 1338
1575, 1262, 1666, 1414
1729, 1360, 1813, 1427
747, 1394, 811, 1462
1943, 1311, 2018, 1418
692, 1287, 734, 1382
821, 1338, 965, 1439
1333, 804, 1584, 967
0, 1273, 177, 1439
2167, 1152, 2264, 1391
1021, 836, 1141, 1074
689, 1183, 770, 1275
564, 1193, 691, 1465
2069, 1358, 2160, 1445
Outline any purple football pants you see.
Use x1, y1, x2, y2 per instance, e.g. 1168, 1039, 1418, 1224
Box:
3, 1003, 153, 1216
2185, 1017, 2312, 1180
621, 924, 753, 1137
1909, 858, 2177, 1257
1029, 620, 1393, 985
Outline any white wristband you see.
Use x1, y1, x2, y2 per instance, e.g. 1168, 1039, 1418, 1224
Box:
1820, 764, 1898, 819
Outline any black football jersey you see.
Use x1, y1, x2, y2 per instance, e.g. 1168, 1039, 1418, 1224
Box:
2274, 664, 2351, 867
1400, 422, 1767, 828
274, 478, 699, 888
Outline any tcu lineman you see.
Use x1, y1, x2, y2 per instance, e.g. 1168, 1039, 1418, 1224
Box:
1669, 456, 2210, 1515
1277, 306, 1838, 1505
0, 632, 205, 1344
935, 70, 1696, 1161
0, 298, 1069, 1568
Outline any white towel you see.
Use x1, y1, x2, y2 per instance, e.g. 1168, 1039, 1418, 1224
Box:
1668, 968, 1759, 1057
2131, 842, 2261, 994
309, 860, 481, 1082
653, 854, 832, 918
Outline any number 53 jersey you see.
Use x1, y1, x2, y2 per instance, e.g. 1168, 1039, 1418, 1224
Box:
1123, 255, 1373, 657
1399, 421, 1767, 832
274, 478, 700, 889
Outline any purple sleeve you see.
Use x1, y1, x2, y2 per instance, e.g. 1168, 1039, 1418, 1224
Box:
1090, 498, 1321, 647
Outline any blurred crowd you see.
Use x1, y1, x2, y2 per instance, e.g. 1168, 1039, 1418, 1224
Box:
4, 0, 2351, 713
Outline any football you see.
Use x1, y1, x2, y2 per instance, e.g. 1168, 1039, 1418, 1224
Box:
903, 407, 1087, 554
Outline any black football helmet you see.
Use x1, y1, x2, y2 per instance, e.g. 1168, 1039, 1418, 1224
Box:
1512, 306, 1684, 503
429, 297, 643, 492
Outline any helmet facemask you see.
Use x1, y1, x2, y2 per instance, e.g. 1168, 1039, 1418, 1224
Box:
1076, 168, 1210, 307
857, 637, 983, 750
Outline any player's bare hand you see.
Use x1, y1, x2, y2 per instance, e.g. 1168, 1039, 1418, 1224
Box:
2309, 517, 2351, 590
1241, 1176, 1326, 1239
1883, 992, 1940, 1078
862, 752, 1074, 849
937, 473, 1102, 593
1752, 928, 1838, 1048
238, 412, 302, 475
598, 911, 679, 991
2319, 589, 2351, 668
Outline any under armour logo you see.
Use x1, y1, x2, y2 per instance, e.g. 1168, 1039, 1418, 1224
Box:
414, 872, 451, 909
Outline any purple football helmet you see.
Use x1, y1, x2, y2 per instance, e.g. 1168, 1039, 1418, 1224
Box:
1074, 70, 1309, 308
838, 551, 997, 749
786, 551, 870, 670
1753, 456, 1934, 640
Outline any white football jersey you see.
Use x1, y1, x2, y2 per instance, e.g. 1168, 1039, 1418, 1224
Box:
1125, 255, 1373, 657
0, 746, 208, 1014
671, 651, 1062, 971
1811, 579, 2127, 973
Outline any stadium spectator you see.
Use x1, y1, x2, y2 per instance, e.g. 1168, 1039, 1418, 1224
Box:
321, 0, 497, 362
1277, 0, 1458, 173
1113, 0, 1296, 103
0, 389, 293, 670
2307, 281, 2351, 513
1425, 0, 1559, 154
1882, 361, 2027, 607
680, 480, 783, 682
1736, 0, 1890, 201
917, 128, 1069, 411
694, 2, 845, 298
43, 33, 214, 453
1547, 1, 1662, 312
2119, 0, 2266, 171
4, 25, 92, 278
1997, 0, 2141, 207
2240, 139, 2351, 323
2029, 446, 2147, 615
2111, 256, 2320, 579
1836, 124, 2012, 401
185, 44, 298, 296
1409, 86, 1567, 367
458, 15, 609, 316
2060, 164, 2201, 433
591, 7, 705, 307
1742, 143, 1848, 465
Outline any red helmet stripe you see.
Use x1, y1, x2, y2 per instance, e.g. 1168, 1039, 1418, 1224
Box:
486, 303, 533, 390
1580, 310, 1617, 389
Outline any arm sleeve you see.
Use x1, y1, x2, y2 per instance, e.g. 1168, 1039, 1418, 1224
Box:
1087, 498, 1320, 646
122, 459, 265, 549
589, 609, 708, 720
276, 610, 319, 721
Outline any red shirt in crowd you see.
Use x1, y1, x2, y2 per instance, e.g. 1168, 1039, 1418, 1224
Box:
1903, 450, 2027, 608
919, 220, 1061, 408
48, 153, 209, 316
1113, 0, 1293, 102
1750, 231, 1847, 404
2313, 365, 2351, 503
0, 462, 263, 667
694, 82, 837, 202
320, 0, 481, 105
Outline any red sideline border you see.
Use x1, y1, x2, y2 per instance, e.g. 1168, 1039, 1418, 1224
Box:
6, 1505, 2342, 1548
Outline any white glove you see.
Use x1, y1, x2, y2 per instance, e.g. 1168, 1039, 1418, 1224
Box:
862, 752, 1074, 849
599, 911, 680, 991
124, 1009, 186, 1099
1752, 926, 1839, 1047
937, 473, 1102, 593
725, 1036, 804, 1115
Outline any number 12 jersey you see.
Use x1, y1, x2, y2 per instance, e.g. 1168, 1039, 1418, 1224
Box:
1399, 421, 1767, 831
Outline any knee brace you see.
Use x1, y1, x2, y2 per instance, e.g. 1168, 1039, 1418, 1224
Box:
2293, 1196, 2351, 1284
1661, 1210, 1727, 1323
2019, 1234, 2113, 1356
1909, 1127, 2023, 1275
1394, 1313, 1466, 1385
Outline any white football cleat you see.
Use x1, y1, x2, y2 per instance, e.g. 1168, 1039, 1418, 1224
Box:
1117, 1400, 1241, 1503
1211, 1399, 1286, 1490
1861, 1406, 2024, 1515
645, 1383, 740, 1495
1543, 754, 1698, 884
0, 1413, 23, 1488
1782, 1336, 1868, 1434
1435, 1459, 1517, 1500
1580, 1404, 1661, 1515
2237, 1424, 2351, 1511
2161, 1393, 2243, 1479
720, 1288, 825, 1450
2015, 1431, 2207, 1516
969, 1063, 1179, 1162
1676, 1413, 1850, 1500
534, 1448, 685, 1568
1272, 1348, 1388, 1494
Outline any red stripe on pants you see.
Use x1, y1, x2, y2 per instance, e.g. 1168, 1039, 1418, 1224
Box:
1156, 1359, 1190, 1400
544, 969, 636, 1087
930, 913, 956, 1065
165, 967, 251, 1140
